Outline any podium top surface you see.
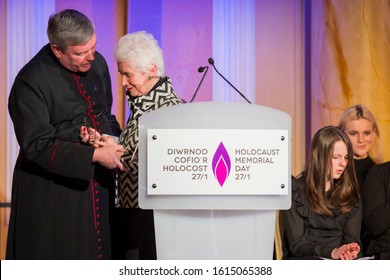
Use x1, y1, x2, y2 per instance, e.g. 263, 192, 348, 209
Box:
139, 102, 291, 130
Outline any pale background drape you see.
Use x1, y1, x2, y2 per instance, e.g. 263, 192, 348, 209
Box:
311, 0, 390, 155
1, 0, 389, 260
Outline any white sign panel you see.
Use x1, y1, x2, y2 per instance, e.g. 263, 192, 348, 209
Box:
147, 129, 288, 195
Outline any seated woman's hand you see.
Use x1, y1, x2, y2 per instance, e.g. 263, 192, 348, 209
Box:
331, 242, 360, 260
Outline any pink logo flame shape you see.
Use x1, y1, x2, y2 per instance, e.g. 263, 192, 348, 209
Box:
212, 142, 231, 187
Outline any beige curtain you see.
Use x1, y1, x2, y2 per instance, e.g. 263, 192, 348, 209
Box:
311, 0, 390, 161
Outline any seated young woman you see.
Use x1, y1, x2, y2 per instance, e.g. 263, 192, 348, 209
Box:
282, 126, 362, 260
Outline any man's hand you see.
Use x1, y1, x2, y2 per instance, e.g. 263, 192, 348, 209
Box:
92, 144, 127, 171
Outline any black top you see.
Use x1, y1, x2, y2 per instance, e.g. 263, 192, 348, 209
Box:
7, 44, 121, 259
362, 161, 390, 238
354, 156, 375, 255
354, 156, 375, 189
282, 176, 362, 259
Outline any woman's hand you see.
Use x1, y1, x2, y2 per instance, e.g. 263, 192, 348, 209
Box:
95, 134, 118, 147
92, 144, 127, 171
331, 242, 360, 260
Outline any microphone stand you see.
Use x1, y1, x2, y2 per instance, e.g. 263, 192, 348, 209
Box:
208, 58, 252, 104
190, 66, 209, 103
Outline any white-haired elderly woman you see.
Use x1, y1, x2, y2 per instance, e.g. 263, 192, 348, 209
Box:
112, 31, 183, 259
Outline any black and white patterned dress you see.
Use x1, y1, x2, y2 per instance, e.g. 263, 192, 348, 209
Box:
116, 77, 183, 208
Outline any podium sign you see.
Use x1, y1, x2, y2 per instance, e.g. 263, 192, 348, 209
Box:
138, 102, 291, 259
147, 129, 288, 195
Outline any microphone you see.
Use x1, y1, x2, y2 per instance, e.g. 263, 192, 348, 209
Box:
208, 57, 252, 104
198, 66, 208, 72
189, 65, 209, 103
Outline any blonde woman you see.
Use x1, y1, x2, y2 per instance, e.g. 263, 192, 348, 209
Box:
338, 104, 384, 255
338, 104, 383, 188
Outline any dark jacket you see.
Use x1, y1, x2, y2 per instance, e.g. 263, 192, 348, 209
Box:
362, 161, 390, 259
7, 44, 121, 259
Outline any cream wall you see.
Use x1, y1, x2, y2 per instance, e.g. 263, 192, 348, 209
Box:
255, 0, 305, 176
162, 0, 213, 103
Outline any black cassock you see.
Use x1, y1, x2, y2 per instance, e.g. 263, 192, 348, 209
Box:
7, 44, 121, 259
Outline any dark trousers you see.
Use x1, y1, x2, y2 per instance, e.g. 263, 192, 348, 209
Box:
110, 208, 157, 260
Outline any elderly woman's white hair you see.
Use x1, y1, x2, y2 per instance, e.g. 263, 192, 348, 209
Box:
114, 31, 165, 77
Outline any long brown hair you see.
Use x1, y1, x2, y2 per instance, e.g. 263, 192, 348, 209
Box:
305, 126, 360, 216
338, 104, 383, 164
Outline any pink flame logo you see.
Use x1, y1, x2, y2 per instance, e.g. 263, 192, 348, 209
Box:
212, 142, 231, 187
